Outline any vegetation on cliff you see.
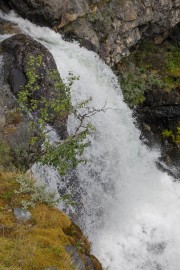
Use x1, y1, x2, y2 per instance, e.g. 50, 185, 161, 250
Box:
0, 32, 103, 269
117, 36, 180, 176
0, 170, 102, 270
118, 40, 180, 108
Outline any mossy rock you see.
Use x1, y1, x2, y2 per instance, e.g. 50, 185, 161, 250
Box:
0, 172, 102, 270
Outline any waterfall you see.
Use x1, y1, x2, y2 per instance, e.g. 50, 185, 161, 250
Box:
1, 11, 180, 270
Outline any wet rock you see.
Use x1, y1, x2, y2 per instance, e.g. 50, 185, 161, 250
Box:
1, 34, 67, 138
14, 208, 32, 222
0, 53, 31, 164
65, 245, 86, 270
136, 88, 180, 177
63, 223, 102, 270
0, 33, 69, 168
63, 17, 100, 53
0, 2, 10, 12
84, 255, 95, 270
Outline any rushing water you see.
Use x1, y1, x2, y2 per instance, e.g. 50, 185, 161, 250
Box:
1, 11, 180, 270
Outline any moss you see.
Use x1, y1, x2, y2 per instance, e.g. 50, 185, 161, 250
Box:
162, 124, 180, 143
6, 109, 22, 126
0, 142, 14, 171
0, 172, 98, 270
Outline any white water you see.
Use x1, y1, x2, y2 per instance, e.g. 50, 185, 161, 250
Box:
1, 12, 180, 270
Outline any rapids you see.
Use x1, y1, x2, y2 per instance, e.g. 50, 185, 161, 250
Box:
1, 11, 180, 270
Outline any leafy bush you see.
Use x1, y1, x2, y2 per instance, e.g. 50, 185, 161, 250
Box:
120, 66, 164, 108
16, 55, 103, 174
15, 174, 59, 209
118, 40, 180, 108
162, 125, 180, 143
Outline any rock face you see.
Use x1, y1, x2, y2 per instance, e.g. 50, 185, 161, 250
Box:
137, 88, 180, 177
1, 0, 89, 27
1, 0, 180, 65
0, 34, 32, 167
68, 0, 180, 65
118, 37, 180, 178
0, 32, 69, 169
169, 22, 180, 46
1, 34, 67, 138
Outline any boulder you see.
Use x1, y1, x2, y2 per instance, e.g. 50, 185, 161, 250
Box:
13, 208, 32, 222
1, 34, 67, 138
0, 39, 31, 168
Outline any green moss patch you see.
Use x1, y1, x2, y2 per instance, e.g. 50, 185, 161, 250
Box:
0, 172, 96, 270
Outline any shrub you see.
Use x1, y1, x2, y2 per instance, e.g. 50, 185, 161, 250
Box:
15, 174, 59, 209
120, 66, 164, 108
162, 125, 180, 143
16, 55, 104, 174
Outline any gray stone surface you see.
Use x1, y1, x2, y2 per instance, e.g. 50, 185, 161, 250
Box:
65, 245, 86, 270
1, 0, 179, 66
13, 208, 32, 222
0, 0, 89, 27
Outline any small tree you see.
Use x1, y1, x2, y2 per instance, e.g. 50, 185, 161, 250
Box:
16, 54, 106, 174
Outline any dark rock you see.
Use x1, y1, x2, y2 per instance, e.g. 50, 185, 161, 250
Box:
89, 255, 103, 270
1, 34, 67, 139
9, 67, 27, 94
65, 245, 86, 270
0, 50, 31, 164
144, 88, 180, 107
84, 255, 95, 270
13, 208, 32, 222
0, 2, 10, 12
136, 87, 180, 177
64, 225, 102, 269
168, 22, 180, 46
